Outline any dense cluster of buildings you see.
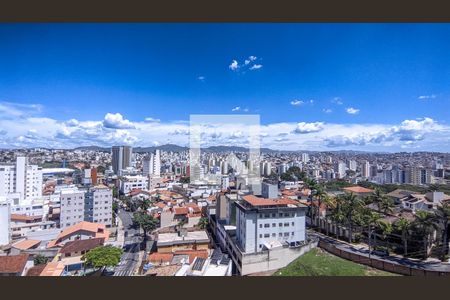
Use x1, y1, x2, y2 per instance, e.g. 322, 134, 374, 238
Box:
0, 146, 449, 276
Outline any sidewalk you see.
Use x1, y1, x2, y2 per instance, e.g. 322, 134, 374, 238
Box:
310, 230, 450, 273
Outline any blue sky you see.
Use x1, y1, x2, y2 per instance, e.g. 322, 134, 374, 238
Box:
0, 23, 449, 151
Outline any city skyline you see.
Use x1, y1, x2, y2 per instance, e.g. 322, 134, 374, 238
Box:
0, 24, 450, 151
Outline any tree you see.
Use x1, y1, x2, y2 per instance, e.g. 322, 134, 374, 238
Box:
312, 186, 327, 231
434, 203, 450, 261
371, 188, 386, 212
33, 254, 48, 266
96, 165, 106, 174
137, 198, 151, 212
341, 192, 363, 243
329, 197, 345, 240
177, 217, 188, 229
322, 195, 336, 236
82, 245, 123, 271
198, 217, 209, 229
413, 211, 438, 259
361, 208, 382, 256
180, 176, 190, 184
377, 220, 393, 250
395, 217, 411, 256
379, 197, 395, 215
133, 211, 158, 242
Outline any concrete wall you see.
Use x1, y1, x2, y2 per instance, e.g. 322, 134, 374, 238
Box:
240, 241, 318, 275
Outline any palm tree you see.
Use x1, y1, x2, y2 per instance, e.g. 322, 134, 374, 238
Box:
361, 208, 382, 256
371, 188, 388, 213
413, 211, 438, 259
395, 217, 411, 256
379, 197, 395, 215
434, 203, 450, 261
322, 194, 336, 236
341, 192, 363, 243
329, 197, 345, 240
378, 220, 393, 250
313, 186, 327, 231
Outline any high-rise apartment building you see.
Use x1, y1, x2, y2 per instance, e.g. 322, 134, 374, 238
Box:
361, 161, 370, 178
0, 199, 11, 246
143, 150, 161, 177
0, 157, 43, 204
111, 146, 132, 175
58, 185, 113, 229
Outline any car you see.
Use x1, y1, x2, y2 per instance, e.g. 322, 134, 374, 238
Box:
371, 249, 389, 257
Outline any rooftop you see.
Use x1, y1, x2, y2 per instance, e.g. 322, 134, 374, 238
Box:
59, 237, 104, 254
157, 231, 209, 246
343, 186, 374, 193
12, 239, 41, 250
0, 254, 29, 274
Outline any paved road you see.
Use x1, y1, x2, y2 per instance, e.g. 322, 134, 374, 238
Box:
310, 231, 450, 272
112, 209, 142, 276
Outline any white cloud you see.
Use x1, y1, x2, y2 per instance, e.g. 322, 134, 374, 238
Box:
332, 97, 343, 105
346, 107, 360, 115
231, 106, 241, 112
144, 117, 161, 123
229, 60, 239, 71
250, 64, 263, 70
418, 94, 436, 100
0, 102, 43, 118
197, 76, 205, 81
293, 122, 325, 134
103, 113, 135, 129
323, 108, 332, 114
290, 100, 304, 106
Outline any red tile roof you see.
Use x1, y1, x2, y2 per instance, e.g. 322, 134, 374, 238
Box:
148, 252, 174, 264
242, 195, 299, 207
174, 207, 189, 215
0, 254, 29, 274
343, 186, 374, 193
173, 249, 209, 263
12, 239, 41, 250
59, 237, 105, 254
48, 221, 110, 248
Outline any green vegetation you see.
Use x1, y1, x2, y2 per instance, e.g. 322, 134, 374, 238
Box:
357, 181, 450, 194
132, 211, 158, 241
82, 245, 123, 270
33, 254, 48, 266
280, 166, 306, 182
274, 248, 397, 276
179, 176, 190, 184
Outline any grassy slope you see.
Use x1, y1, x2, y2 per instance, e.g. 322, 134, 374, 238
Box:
274, 248, 398, 276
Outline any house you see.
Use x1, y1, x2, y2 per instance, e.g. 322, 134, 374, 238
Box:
10, 239, 41, 255
56, 237, 105, 273
10, 214, 57, 240
47, 221, 110, 248
342, 186, 374, 196
39, 261, 65, 276
0, 254, 33, 276
156, 230, 210, 253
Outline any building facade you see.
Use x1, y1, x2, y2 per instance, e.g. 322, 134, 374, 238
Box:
111, 146, 132, 175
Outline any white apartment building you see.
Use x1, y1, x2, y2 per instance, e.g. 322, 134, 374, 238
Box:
58, 185, 113, 229
235, 195, 307, 254
119, 175, 149, 194
0, 156, 43, 204
89, 186, 113, 227
143, 150, 161, 177
362, 161, 370, 178
58, 186, 85, 229
0, 198, 11, 246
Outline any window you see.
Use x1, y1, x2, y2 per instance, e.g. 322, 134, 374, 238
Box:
272, 233, 276, 237
291, 232, 295, 236
259, 224, 262, 228
264, 224, 270, 228
272, 223, 276, 227
272, 213, 276, 217
264, 234, 270, 238
284, 232, 289, 237
279, 233, 283, 237
292, 222, 295, 226
279, 223, 283, 227
259, 234, 262, 238
284, 223, 289, 227
264, 214, 270, 218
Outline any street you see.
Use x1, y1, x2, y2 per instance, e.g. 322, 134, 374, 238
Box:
112, 208, 142, 276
